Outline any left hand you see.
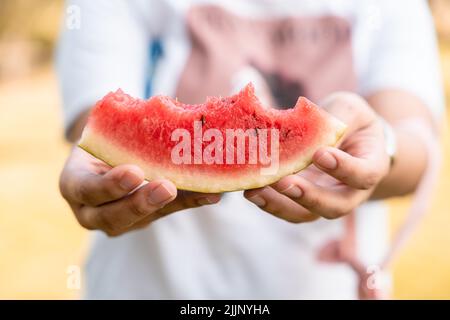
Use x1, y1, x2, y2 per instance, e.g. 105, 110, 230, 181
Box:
244, 92, 391, 223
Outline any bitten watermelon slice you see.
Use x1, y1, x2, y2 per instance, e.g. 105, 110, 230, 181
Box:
79, 84, 346, 192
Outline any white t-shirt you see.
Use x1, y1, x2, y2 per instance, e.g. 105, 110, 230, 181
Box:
57, 0, 444, 299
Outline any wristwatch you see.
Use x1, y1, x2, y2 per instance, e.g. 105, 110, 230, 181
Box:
379, 116, 397, 167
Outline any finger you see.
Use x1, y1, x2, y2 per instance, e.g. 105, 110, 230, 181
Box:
71, 164, 145, 206
159, 191, 222, 215
77, 179, 177, 235
128, 192, 223, 231
244, 187, 319, 223
313, 147, 385, 190
271, 175, 365, 219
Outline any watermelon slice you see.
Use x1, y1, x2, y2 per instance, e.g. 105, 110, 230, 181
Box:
79, 84, 346, 192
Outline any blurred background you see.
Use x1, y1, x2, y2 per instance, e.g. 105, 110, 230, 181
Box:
0, 0, 449, 299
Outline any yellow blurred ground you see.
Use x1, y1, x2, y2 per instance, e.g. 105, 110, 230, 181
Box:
0, 49, 449, 299
0, 67, 88, 299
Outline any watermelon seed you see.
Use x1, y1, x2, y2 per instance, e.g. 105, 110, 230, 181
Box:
201, 114, 206, 126
282, 129, 291, 139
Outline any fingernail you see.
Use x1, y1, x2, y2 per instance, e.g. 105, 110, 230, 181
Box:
120, 171, 141, 190
148, 183, 175, 206
279, 185, 303, 198
248, 195, 266, 207
316, 151, 337, 170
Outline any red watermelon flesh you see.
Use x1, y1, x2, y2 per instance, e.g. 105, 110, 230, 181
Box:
79, 84, 346, 192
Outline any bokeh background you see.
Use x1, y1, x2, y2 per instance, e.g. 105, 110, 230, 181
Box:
0, 0, 449, 299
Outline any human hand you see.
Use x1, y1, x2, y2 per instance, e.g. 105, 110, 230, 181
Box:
59, 147, 221, 236
244, 92, 391, 223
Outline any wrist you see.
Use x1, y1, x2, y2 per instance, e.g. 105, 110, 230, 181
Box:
379, 116, 397, 169
371, 124, 428, 200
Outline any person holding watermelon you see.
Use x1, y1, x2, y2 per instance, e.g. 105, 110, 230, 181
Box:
57, 0, 443, 299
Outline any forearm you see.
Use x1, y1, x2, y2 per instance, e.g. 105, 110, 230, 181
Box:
367, 90, 438, 200
371, 126, 428, 199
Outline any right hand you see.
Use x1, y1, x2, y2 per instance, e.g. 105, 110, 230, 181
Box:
59, 147, 221, 236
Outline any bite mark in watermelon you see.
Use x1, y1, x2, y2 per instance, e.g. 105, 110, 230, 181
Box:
79, 84, 346, 192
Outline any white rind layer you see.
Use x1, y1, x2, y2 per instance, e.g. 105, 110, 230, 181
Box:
79, 120, 346, 193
